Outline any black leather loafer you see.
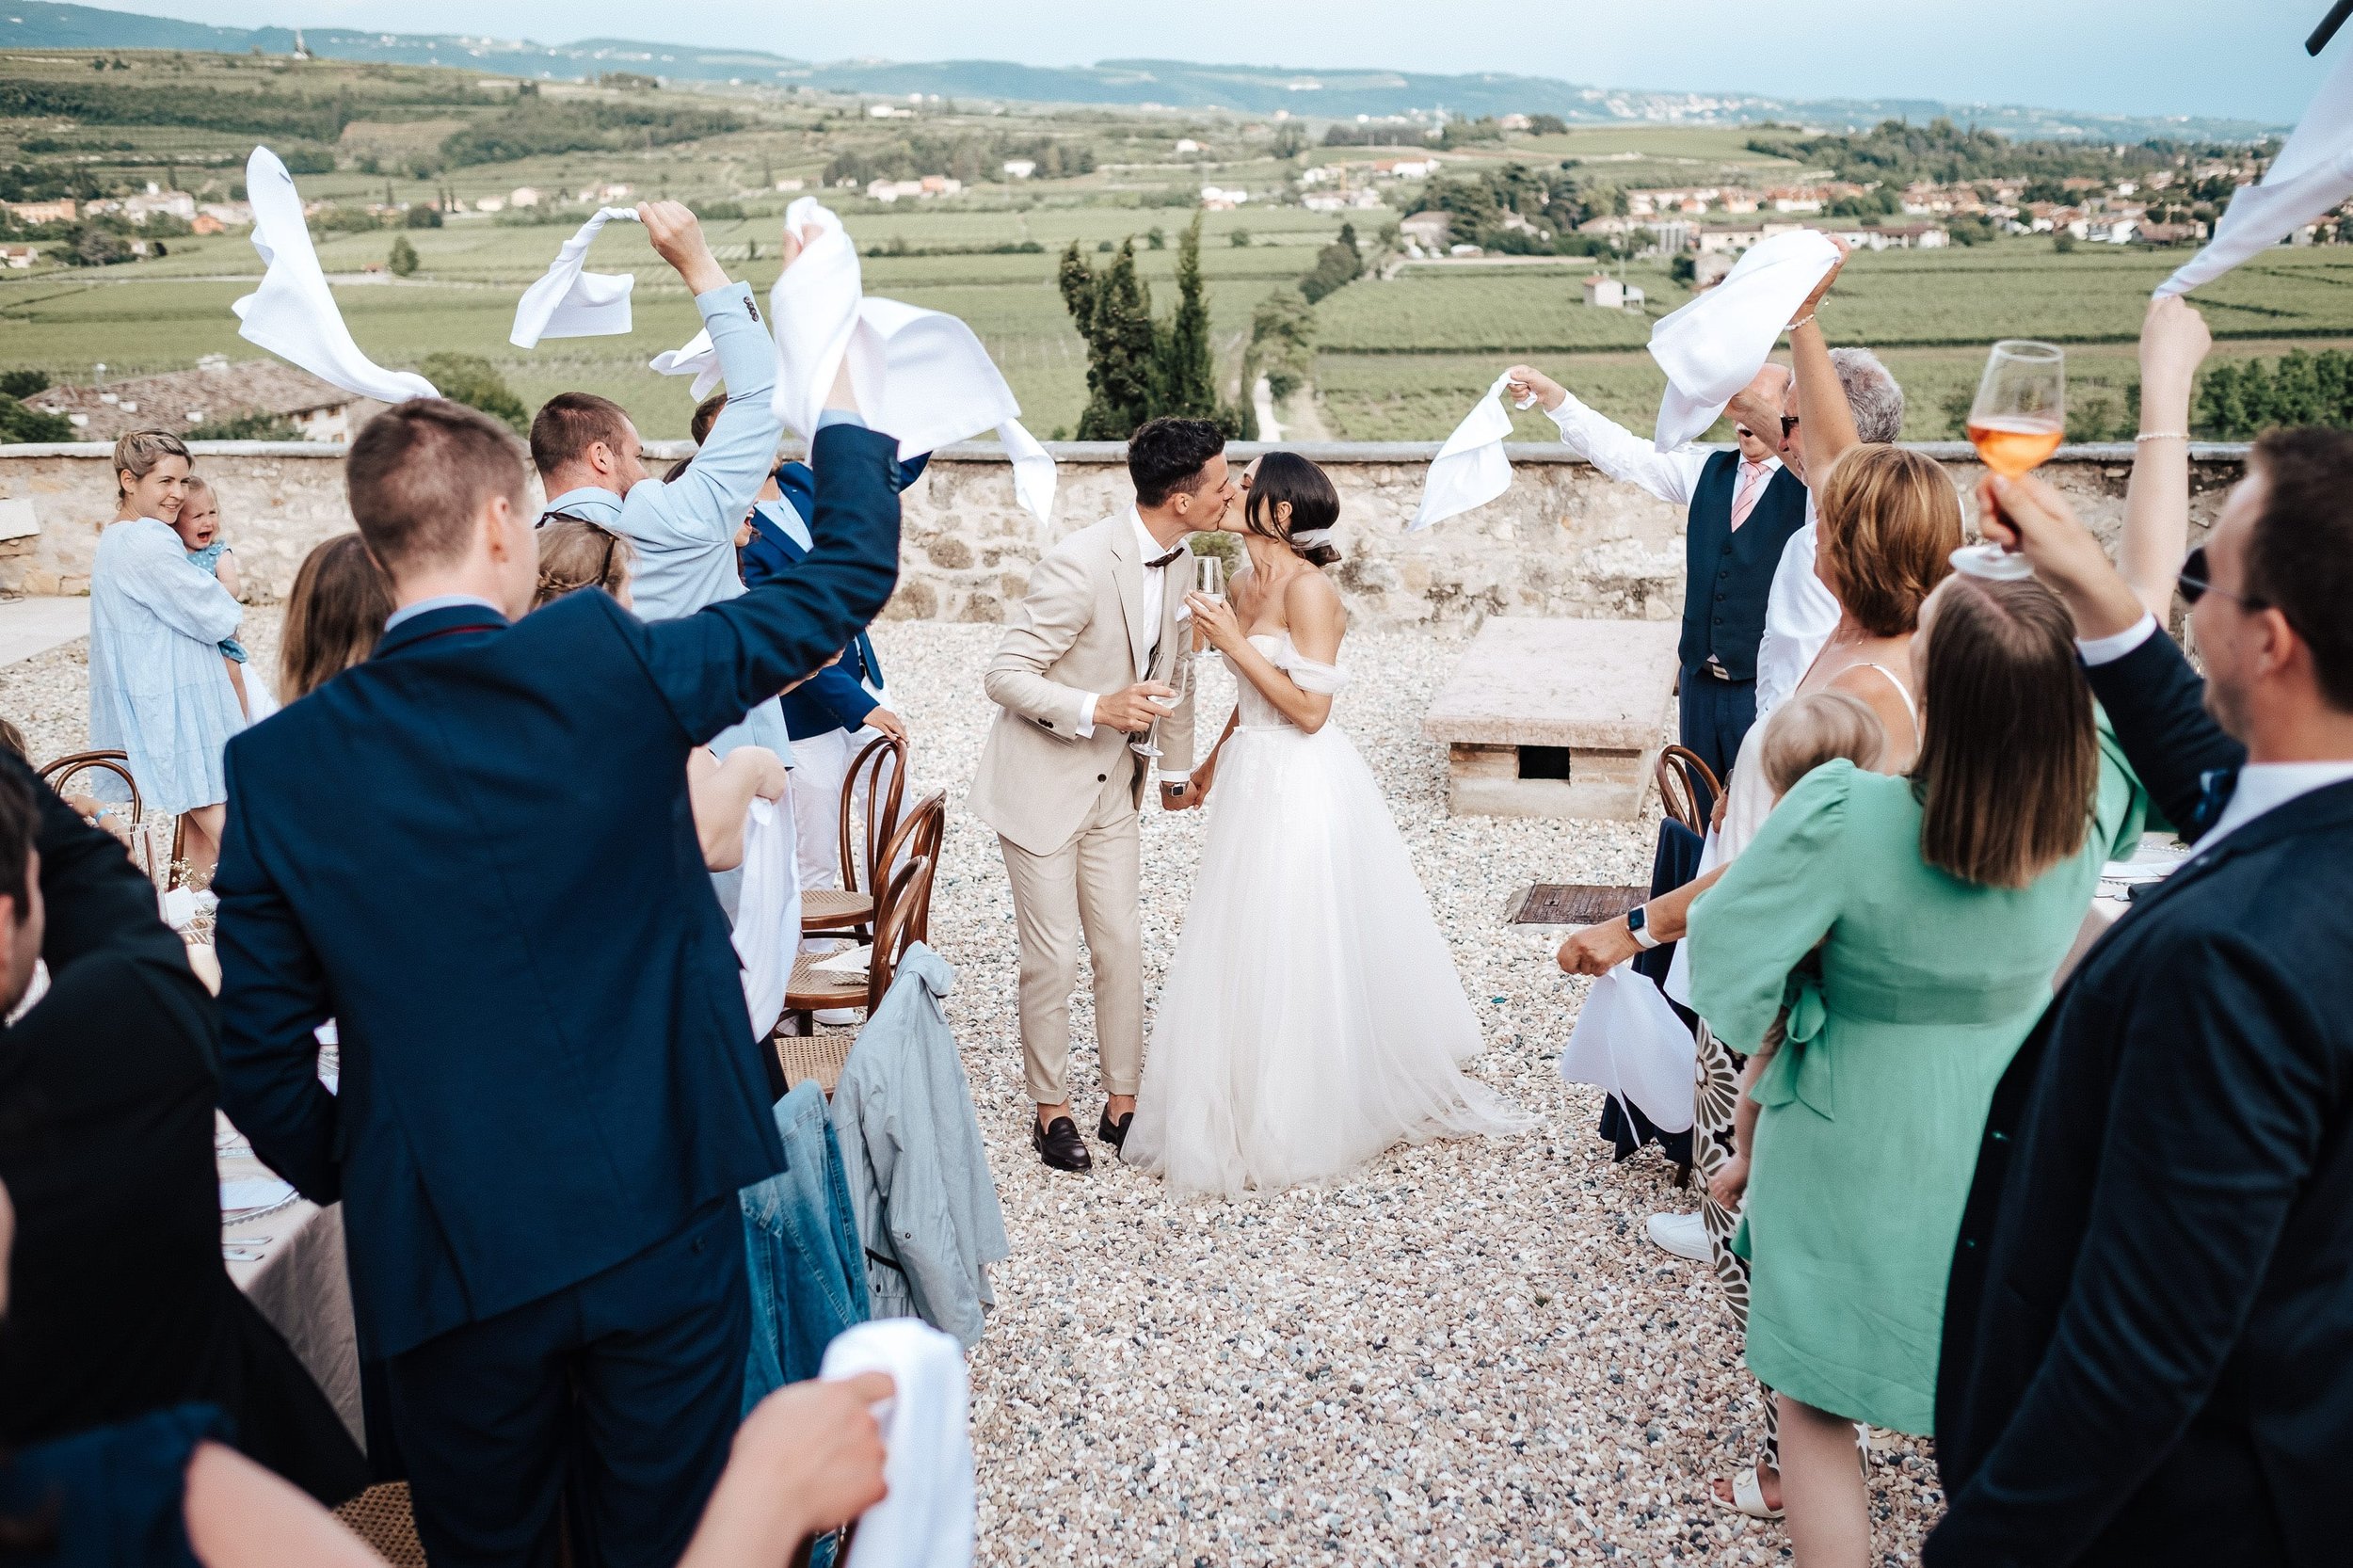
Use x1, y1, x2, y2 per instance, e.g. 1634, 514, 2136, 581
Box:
1032, 1114, 1093, 1171
1096, 1110, 1134, 1149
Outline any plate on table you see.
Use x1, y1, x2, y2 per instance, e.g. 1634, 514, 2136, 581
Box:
219, 1176, 296, 1223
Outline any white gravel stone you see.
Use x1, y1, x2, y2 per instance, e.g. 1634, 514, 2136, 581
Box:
0, 613, 1947, 1564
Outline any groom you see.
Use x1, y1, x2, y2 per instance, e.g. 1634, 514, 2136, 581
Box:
969, 416, 1234, 1170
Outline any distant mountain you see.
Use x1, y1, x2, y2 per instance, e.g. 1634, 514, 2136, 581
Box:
0, 2, 2285, 143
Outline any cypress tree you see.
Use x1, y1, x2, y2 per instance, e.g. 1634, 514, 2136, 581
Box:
1058, 238, 1158, 440
1157, 214, 1219, 419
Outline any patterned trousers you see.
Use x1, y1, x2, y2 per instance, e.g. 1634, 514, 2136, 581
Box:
1690, 1015, 1780, 1470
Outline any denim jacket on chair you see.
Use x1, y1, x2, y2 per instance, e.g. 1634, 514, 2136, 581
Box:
740, 1080, 870, 1416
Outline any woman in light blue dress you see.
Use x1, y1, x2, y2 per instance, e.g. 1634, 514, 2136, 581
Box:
88, 431, 246, 879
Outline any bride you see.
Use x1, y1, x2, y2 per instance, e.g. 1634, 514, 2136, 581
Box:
1121, 452, 1532, 1196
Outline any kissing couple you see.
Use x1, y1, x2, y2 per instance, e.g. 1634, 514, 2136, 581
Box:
968, 419, 1532, 1196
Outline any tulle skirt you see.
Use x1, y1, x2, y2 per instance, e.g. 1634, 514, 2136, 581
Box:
1122, 721, 1533, 1196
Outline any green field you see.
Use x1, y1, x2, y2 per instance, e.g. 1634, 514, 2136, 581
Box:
3, 45, 2345, 442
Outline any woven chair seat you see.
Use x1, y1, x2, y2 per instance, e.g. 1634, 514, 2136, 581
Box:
801, 888, 873, 931
774, 1029, 856, 1096
334, 1483, 426, 1567
785, 952, 868, 1011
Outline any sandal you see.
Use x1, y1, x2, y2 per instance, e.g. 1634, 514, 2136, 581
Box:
1710, 1460, 1784, 1521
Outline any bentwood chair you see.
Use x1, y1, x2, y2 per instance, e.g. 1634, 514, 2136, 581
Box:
1655, 744, 1722, 836
800, 731, 910, 939
37, 748, 182, 888
774, 852, 936, 1096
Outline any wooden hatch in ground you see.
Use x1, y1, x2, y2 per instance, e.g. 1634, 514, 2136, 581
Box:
1504, 883, 1647, 925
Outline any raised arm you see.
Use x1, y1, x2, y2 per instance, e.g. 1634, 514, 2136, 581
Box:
612, 203, 783, 552
1788, 240, 1858, 474
2117, 296, 2212, 619
1505, 363, 1708, 506
637, 420, 903, 747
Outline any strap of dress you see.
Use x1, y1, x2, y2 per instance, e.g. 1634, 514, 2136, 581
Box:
1850, 662, 1920, 733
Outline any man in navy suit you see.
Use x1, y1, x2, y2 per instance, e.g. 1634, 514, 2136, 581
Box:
1929, 344, 2353, 1563
213, 324, 899, 1562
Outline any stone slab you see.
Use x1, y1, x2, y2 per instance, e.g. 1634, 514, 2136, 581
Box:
0, 595, 88, 665
1422, 616, 1682, 753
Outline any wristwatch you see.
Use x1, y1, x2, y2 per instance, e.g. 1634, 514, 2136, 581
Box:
1625, 904, 1661, 950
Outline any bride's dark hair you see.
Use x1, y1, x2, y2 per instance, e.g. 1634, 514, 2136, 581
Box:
1243, 452, 1341, 567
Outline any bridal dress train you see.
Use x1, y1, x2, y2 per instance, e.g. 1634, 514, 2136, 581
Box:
1122, 633, 1534, 1196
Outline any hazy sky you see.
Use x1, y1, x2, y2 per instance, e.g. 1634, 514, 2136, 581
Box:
104, 0, 2339, 124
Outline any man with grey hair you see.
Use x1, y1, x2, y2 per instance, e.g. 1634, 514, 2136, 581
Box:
1727, 328, 1908, 721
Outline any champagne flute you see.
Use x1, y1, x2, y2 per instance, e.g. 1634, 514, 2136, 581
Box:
1192, 551, 1225, 662
1958, 339, 2065, 580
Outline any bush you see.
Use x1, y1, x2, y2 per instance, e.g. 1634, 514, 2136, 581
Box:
1229, 228, 1251, 248
1528, 114, 1569, 136
0, 394, 72, 441
2052, 231, 2077, 253
692, 200, 745, 220
404, 204, 443, 229
0, 369, 50, 399
280, 147, 337, 175
62, 225, 130, 266
1298, 224, 1363, 305
186, 410, 300, 440
417, 353, 529, 432
389, 235, 419, 277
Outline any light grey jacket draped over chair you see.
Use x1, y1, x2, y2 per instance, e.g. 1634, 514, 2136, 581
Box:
830, 944, 1011, 1349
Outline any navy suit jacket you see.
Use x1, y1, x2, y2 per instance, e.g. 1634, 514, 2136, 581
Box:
1929, 630, 2353, 1567
748, 454, 922, 741
214, 423, 904, 1358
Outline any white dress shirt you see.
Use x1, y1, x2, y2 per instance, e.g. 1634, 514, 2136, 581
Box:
2076, 611, 2353, 848
1073, 510, 1186, 739
1753, 505, 1842, 723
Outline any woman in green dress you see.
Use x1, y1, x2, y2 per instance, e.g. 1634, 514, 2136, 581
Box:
1687, 572, 2148, 1567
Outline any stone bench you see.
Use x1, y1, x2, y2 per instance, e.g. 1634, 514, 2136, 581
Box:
1422, 616, 1680, 821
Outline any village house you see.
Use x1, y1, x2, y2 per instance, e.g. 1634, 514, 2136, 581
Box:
0, 245, 37, 269
4, 198, 75, 226
1371, 157, 1442, 180
27, 359, 389, 444
1001, 160, 1036, 180
1582, 275, 1643, 309
1399, 211, 1450, 251
123, 190, 197, 226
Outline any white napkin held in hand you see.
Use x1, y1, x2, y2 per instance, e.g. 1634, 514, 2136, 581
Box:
232, 147, 438, 405
2158, 47, 2353, 297
1411, 372, 1522, 532
1645, 229, 1840, 451
819, 1319, 974, 1568
649, 327, 724, 399
730, 795, 796, 1040
769, 197, 1057, 526
510, 207, 642, 348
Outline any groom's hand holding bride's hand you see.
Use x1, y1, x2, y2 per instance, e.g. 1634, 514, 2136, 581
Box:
1095, 680, 1178, 734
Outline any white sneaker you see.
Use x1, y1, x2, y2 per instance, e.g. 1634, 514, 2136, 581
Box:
1645, 1210, 1712, 1263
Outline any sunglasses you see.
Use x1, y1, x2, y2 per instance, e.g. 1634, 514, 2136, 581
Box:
1779, 414, 1801, 439
2177, 546, 2253, 609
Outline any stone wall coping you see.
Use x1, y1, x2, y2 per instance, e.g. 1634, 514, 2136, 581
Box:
0, 440, 2263, 465
1424, 616, 1683, 753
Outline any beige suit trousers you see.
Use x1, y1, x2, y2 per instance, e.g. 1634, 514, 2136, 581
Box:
1000, 758, 1144, 1105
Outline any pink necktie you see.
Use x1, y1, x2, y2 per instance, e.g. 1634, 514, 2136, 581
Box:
1729, 460, 1766, 531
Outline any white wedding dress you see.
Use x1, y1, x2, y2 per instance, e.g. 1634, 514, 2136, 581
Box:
1122, 632, 1533, 1196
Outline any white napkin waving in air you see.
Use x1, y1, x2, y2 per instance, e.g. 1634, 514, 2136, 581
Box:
768, 197, 1057, 527
232, 147, 437, 405
818, 1319, 975, 1568
1411, 372, 1519, 532
510, 207, 643, 348
649, 327, 725, 399
2158, 46, 2353, 297
1646, 229, 1840, 451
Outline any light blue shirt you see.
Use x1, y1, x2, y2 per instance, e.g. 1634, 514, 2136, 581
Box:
544, 279, 792, 761
385, 593, 502, 632
88, 517, 247, 814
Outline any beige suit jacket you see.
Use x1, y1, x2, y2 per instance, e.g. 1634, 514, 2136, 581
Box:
968, 511, 1197, 856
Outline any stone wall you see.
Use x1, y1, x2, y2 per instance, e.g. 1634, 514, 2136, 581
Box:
0, 439, 2249, 624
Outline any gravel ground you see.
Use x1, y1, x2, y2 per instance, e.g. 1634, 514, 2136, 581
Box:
0, 612, 1945, 1565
